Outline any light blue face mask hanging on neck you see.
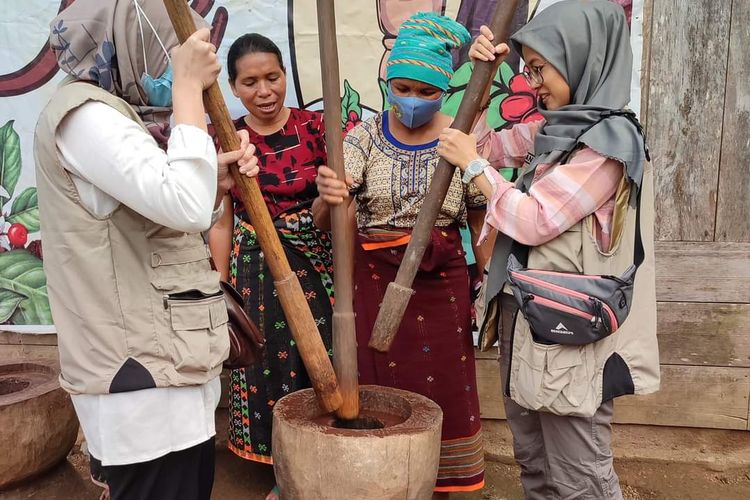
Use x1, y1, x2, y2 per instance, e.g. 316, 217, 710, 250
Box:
141, 64, 173, 107
134, 0, 173, 107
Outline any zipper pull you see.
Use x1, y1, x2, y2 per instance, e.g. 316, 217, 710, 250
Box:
590, 298, 608, 333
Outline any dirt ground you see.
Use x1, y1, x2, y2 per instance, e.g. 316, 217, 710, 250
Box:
3, 407, 750, 500
2, 442, 749, 500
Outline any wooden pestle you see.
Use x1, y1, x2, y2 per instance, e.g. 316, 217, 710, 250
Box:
316, 0, 360, 420
163, 0, 342, 413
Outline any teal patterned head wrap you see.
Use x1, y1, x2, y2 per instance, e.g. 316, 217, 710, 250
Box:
386, 12, 470, 91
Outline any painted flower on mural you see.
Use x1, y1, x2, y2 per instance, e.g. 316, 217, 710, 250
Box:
0, 214, 10, 251
442, 61, 542, 131
0, 120, 51, 325
441, 61, 542, 181
499, 73, 543, 125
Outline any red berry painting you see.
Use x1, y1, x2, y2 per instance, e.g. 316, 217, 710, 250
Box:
0, 120, 51, 325
7, 223, 28, 249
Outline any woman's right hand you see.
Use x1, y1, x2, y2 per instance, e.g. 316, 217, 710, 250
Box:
469, 25, 510, 65
316, 165, 352, 206
217, 129, 259, 193
171, 28, 220, 91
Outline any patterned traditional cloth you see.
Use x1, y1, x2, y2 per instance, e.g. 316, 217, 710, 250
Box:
227, 109, 333, 463
355, 227, 484, 493
386, 12, 471, 91
345, 111, 486, 230
345, 114, 485, 493
474, 117, 621, 251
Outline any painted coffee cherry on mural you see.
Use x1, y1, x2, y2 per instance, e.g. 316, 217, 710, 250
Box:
345, 110, 360, 132
27, 240, 43, 260
7, 223, 28, 249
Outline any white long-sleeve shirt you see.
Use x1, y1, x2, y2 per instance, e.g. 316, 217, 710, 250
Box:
56, 101, 222, 466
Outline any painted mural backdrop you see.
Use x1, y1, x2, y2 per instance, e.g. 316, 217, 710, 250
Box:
0, 0, 641, 332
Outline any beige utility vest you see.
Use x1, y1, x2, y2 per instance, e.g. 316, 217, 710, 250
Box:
34, 82, 229, 395
507, 161, 660, 417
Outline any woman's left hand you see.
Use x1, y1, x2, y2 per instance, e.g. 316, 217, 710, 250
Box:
437, 128, 479, 172
217, 129, 259, 192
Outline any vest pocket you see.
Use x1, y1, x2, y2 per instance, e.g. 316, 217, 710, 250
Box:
510, 320, 596, 415
167, 294, 229, 373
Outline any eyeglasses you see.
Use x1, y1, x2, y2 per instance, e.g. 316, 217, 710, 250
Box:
522, 63, 547, 87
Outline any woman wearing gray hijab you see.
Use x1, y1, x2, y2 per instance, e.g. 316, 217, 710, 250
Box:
34, 1, 258, 498
438, 1, 658, 498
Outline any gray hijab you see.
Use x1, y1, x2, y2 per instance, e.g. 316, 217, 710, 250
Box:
511, 0, 646, 190
485, 0, 647, 305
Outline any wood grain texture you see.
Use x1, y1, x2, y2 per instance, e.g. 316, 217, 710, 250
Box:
647, 0, 731, 241
316, 0, 359, 420
654, 241, 750, 303
477, 354, 750, 430
615, 365, 750, 430
0, 332, 57, 346
715, 0, 750, 243
0, 345, 59, 365
656, 302, 750, 367
475, 352, 506, 419
640, 0, 654, 125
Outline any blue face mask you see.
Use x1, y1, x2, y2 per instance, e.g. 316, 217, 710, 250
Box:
141, 64, 173, 107
387, 87, 444, 129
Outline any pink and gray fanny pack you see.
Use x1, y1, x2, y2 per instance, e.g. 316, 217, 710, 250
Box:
506, 192, 643, 346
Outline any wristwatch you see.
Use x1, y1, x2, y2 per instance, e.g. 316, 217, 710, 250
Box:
462, 158, 490, 184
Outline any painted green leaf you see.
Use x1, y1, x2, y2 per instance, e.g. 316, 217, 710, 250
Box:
442, 62, 511, 125
378, 78, 391, 111
0, 249, 52, 325
440, 94, 460, 117
0, 288, 25, 323
340, 80, 363, 127
0, 120, 22, 208
8, 187, 40, 233
499, 61, 516, 88
441, 61, 474, 117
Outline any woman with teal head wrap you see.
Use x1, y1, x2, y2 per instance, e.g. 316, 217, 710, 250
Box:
314, 11, 489, 497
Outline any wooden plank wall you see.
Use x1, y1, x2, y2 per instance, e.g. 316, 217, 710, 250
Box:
639, 0, 750, 430
477, 0, 750, 431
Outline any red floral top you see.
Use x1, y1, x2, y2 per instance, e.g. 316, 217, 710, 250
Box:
231, 108, 327, 219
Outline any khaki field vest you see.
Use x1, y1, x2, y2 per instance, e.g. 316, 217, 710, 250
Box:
34, 82, 228, 395
507, 161, 660, 417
